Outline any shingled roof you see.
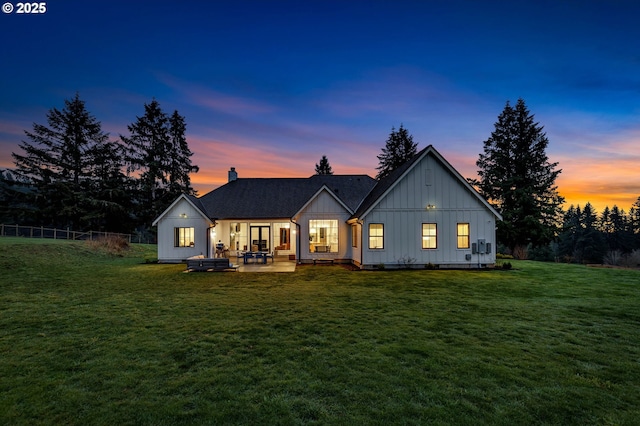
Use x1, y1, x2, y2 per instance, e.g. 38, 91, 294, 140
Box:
196, 174, 377, 220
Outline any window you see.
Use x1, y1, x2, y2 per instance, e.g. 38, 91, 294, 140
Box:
369, 223, 384, 249
174, 227, 194, 247
351, 224, 358, 248
309, 219, 338, 253
422, 223, 437, 249
457, 223, 470, 249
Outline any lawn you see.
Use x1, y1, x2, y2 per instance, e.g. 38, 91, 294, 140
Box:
1, 237, 639, 425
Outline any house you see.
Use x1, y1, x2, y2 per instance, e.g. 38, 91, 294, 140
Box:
152, 145, 502, 268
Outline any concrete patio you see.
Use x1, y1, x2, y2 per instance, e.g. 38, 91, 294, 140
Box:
235, 255, 296, 272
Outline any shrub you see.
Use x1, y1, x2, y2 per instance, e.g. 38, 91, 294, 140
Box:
603, 250, 623, 266
528, 243, 558, 262
496, 253, 514, 260
619, 249, 640, 269
86, 236, 130, 256
397, 255, 416, 269
495, 261, 512, 270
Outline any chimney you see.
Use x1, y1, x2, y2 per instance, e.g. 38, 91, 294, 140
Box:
228, 167, 238, 182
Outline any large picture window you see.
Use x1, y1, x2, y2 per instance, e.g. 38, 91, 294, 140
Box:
422, 223, 437, 249
309, 219, 338, 253
369, 223, 384, 249
457, 223, 470, 249
174, 227, 194, 247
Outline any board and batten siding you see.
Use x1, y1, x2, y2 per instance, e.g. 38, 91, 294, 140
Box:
362, 153, 497, 268
295, 189, 354, 262
156, 198, 212, 262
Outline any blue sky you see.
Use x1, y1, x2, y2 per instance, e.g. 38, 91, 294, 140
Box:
1, 0, 639, 211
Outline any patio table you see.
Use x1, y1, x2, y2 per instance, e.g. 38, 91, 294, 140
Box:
243, 252, 267, 264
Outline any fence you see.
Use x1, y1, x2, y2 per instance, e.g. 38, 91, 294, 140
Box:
0, 224, 151, 243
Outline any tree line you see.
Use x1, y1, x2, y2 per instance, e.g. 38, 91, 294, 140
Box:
552, 201, 640, 265
3, 94, 638, 264
319, 99, 638, 265
0, 94, 198, 238
473, 98, 639, 263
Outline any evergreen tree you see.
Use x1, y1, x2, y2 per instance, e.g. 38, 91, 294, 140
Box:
11, 94, 124, 229
122, 100, 198, 229
577, 203, 606, 263
608, 205, 633, 252
473, 99, 564, 257
0, 169, 33, 224
167, 110, 199, 195
376, 124, 417, 179
630, 197, 640, 249
87, 140, 133, 231
558, 204, 605, 263
558, 205, 580, 262
315, 155, 333, 175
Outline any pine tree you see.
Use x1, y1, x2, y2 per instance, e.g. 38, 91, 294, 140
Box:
473, 99, 564, 257
376, 124, 417, 179
11, 94, 123, 229
122, 100, 198, 229
315, 155, 333, 175
630, 197, 640, 249
558, 205, 580, 262
122, 99, 170, 214
578, 203, 606, 263
167, 110, 199, 195
558, 204, 605, 263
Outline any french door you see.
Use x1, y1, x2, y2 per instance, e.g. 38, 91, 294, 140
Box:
249, 226, 270, 252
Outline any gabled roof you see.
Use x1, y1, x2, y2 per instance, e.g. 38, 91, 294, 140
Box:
197, 174, 377, 220
292, 184, 354, 218
151, 193, 212, 226
350, 145, 502, 221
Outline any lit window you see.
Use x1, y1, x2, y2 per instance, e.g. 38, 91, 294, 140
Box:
457, 223, 470, 249
369, 223, 384, 249
351, 224, 358, 248
309, 219, 338, 253
174, 227, 194, 247
422, 223, 437, 249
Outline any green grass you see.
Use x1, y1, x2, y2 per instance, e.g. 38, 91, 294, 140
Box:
1, 237, 639, 425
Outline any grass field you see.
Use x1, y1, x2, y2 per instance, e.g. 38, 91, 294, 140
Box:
1, 237, 639, 425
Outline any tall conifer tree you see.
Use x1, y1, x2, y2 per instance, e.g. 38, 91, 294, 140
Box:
473, 99, 564, 256
376, 124, 417, 179
315, 155, 333, 175
122, 100, 198, 228
11, 94, 124, 229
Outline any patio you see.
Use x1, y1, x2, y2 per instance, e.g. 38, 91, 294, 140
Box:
236, 255, 296, 272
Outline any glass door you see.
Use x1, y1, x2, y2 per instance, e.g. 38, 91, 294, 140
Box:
250, 226, 270, 252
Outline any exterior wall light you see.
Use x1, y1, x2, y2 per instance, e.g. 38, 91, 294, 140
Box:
180, 213, 187, 218
426, 204, 436, 210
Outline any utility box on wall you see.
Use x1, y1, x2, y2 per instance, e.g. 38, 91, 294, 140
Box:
472, 239, 491, 254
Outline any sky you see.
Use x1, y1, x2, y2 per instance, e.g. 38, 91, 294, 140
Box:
1, 0, 639, 213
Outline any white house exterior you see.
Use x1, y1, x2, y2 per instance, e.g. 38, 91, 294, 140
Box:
152, 195, 213, 263
153, 146, 502, 268
349, 146, 501, 268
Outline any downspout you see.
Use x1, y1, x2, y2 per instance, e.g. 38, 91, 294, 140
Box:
359, 219, 364, 267
206, 225, 213, 258
207, 219, 218, 258
291, 218, 301, 263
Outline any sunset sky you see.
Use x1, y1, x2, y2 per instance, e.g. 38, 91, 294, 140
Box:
1, 0, 638, 213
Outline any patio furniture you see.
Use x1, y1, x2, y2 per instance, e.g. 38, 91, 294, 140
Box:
186, 258, 239, 272
243, 252, 255, 264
